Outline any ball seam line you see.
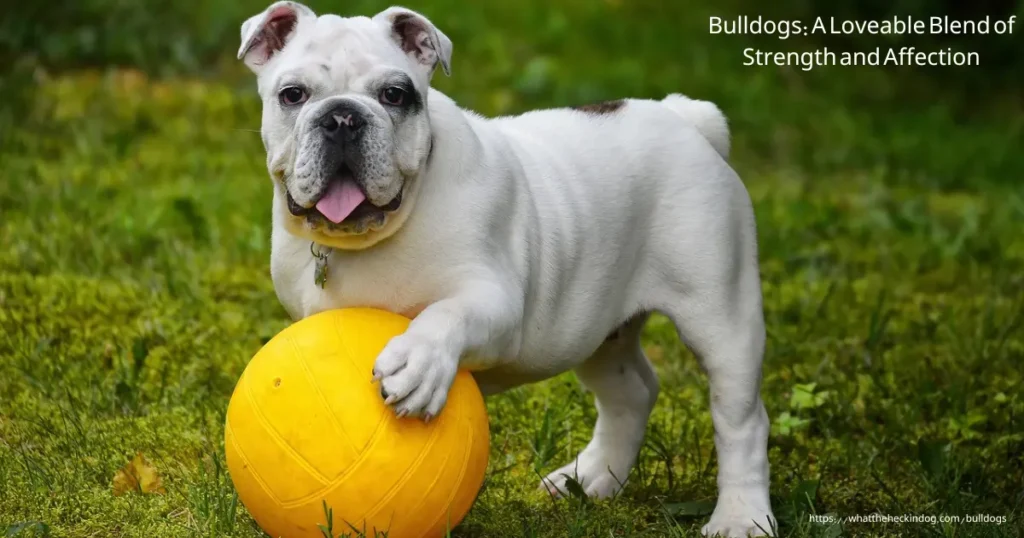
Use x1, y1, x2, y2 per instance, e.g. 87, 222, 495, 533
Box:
225, 413, 284, 506
287, 335, 361, 459
242, 360, 332, 488
276, 383, 393, 509
419, 396, 477, 535
365, 410, 456, 529
349, 405, 447, 524
333, 310, 394, 456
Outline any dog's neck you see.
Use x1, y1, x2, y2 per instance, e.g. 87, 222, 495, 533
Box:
422, 88, 485, 178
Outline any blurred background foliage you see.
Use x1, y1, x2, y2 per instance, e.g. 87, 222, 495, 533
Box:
2, 0, 1022, 84
1, 0, 1022, 192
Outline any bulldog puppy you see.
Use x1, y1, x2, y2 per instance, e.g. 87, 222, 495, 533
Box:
239, 3, 775, 536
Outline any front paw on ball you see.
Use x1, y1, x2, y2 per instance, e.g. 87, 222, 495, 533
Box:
372, 332, 457, 419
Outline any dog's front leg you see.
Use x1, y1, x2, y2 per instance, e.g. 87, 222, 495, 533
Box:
371, 281, 517, 420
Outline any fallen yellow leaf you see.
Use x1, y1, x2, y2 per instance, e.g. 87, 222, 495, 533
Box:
112, 452, 166, 496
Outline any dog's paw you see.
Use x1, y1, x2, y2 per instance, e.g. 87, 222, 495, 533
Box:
372, 332, 457, 419
540, 444, 633, 499
701, 488, 776, 537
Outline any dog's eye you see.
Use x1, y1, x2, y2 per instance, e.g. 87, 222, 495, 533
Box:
279, 86, 308, 106
380, 86, 406, 106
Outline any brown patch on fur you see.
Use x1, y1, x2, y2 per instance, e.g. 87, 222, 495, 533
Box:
573, 99, 626, 115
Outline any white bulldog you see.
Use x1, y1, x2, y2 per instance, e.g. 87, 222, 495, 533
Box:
239, 2, 775, 536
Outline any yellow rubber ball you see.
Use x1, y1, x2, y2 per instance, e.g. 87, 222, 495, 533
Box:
225, 308, 490, 538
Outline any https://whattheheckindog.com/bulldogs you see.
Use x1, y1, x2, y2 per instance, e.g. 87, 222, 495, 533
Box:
238, 2, 775, 536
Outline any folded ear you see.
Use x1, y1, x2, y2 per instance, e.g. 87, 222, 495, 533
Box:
374, 7, 452, 77
238, 1, 316, 73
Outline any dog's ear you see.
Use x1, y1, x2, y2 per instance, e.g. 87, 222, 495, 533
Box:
238, 1, 316, 73
374, 7, 452, 77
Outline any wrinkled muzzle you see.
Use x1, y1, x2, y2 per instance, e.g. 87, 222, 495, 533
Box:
284, 96, 404, 234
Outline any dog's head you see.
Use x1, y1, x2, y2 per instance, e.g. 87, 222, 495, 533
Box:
239, 2, 451, 248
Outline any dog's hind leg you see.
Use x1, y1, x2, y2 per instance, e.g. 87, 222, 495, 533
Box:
540, 313, 659, 498
652, 176, 776, 537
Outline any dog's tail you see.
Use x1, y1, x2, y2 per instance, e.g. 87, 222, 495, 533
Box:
660, 94, 730, 160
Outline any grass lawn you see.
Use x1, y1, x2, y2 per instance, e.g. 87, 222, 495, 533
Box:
1, 0, 1023, 536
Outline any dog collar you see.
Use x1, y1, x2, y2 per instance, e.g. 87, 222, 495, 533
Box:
310, 242, 332, 288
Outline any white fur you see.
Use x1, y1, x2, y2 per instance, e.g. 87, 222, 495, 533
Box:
662, 93, 731, 158
248, 4, 776, 536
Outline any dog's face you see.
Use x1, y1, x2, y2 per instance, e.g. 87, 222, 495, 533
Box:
239, 2, 451, 248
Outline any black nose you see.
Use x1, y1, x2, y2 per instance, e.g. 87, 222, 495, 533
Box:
318, 104, 366, 141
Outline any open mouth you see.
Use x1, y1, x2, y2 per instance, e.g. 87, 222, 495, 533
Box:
286, 165, 402, 224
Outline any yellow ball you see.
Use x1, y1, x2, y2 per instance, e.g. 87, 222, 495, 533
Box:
224, 308, 489, 538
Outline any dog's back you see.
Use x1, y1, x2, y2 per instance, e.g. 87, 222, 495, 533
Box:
459, 95, 741, 369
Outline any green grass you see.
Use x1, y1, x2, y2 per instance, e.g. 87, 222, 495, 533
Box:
1, 0, 1023, 537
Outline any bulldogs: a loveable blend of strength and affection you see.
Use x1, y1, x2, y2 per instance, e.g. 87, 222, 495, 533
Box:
238, 2, 776, 535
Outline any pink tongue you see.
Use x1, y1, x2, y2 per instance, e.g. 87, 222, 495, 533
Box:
315, 180, 366, 224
